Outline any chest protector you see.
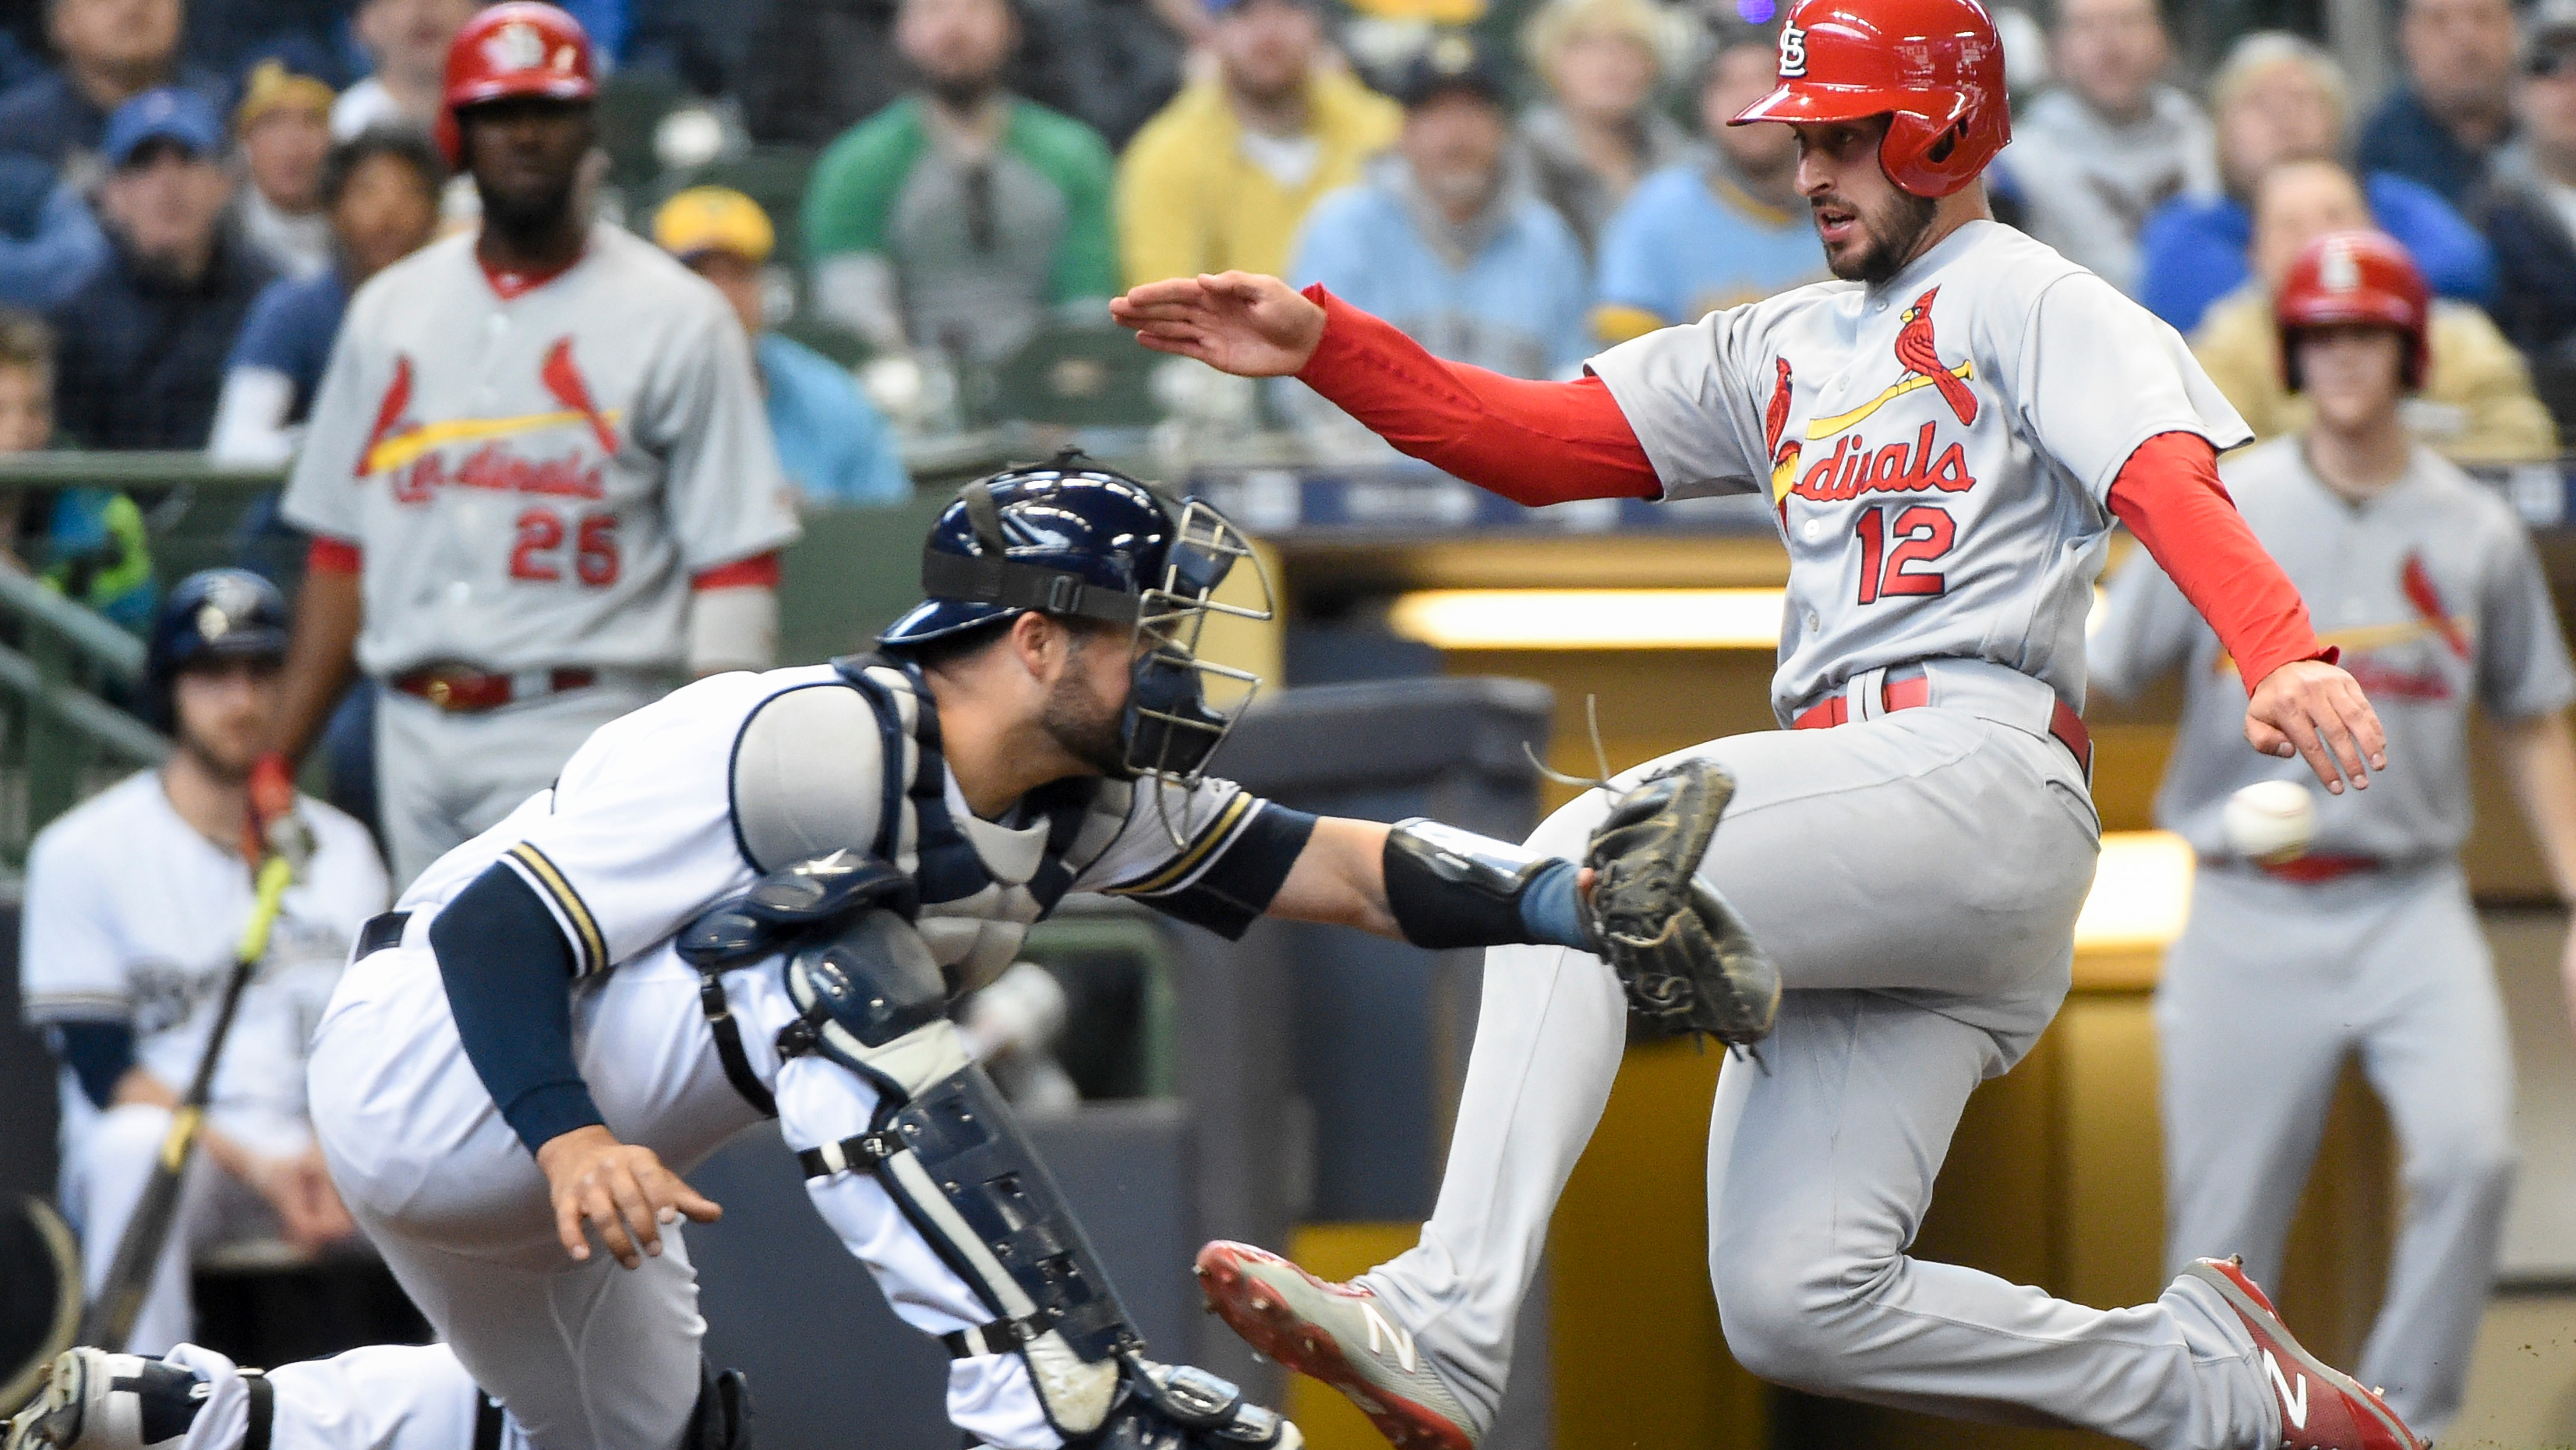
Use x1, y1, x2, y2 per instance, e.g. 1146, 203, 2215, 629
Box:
730, 652, 1136, 992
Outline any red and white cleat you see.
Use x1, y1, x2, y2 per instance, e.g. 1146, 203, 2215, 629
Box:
2182, 1257, 2427, 1450
1194, 1242, 1479, 1450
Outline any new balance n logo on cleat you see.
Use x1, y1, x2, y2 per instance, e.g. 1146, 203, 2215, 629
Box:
1359, 1303, 1417, 1374
2264, 1352, 2309, 1432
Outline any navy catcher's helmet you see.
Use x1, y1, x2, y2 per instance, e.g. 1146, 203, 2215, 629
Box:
881, 453, 1270, 787
143, 568, 289, 729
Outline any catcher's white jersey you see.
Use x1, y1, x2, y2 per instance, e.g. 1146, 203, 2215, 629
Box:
1588, 220, 2249, 720
281, 225, 801, 679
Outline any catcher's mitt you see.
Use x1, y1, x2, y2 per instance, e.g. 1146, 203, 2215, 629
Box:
1582, 760, 1780, 1044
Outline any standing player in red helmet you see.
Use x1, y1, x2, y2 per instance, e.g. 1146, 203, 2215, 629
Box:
2094, 231, 2576, 1445
260, 2, 800, 889
1115, 0, 2426, 1445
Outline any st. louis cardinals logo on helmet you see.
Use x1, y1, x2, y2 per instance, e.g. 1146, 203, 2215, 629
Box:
1777, 24, 1809, 76
482, 19, 546, 73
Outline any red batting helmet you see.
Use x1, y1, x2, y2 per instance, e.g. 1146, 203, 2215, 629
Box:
1730, 0, 2009, 198
2274, 229, 2430, 394
435, 2, 598, 166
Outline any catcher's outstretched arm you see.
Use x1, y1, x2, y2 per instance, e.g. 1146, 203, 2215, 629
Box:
1265, 816, 1592, 950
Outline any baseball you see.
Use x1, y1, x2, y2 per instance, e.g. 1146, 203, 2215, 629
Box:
2223, 780, 2316, 864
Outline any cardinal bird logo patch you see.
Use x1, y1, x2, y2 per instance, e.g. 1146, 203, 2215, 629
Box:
2400, 553, 2474, 660
1764, 355, 1801, 516
1804, 286, 1981, 438
1894, 288, 1978, 426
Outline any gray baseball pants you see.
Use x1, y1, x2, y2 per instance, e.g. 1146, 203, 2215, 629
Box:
374, 680, 660, 887
1361, 704, 2285, 1450
2158, 861, 2514, 1441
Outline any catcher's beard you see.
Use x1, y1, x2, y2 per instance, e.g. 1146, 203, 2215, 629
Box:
1823, 186, 1939, 285
1043, 649, 1134, 780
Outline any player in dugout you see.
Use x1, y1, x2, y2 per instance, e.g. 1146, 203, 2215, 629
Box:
260, 2, 799, 889
2091, 229, 2576, 1446
21, 571, 387, 1358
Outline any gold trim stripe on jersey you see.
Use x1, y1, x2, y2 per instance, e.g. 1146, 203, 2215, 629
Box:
509, 842, 607, 974
1108, 792, 1253, 897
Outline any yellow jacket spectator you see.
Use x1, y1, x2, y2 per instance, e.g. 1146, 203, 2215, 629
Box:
2190, 160, 2557, 462
1115, 0, 1400, 285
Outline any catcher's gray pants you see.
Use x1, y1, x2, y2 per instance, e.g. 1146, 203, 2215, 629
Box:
2159, 861, 2514, 1442
1363, 706, 2285, 1450
374, 679, 659, 888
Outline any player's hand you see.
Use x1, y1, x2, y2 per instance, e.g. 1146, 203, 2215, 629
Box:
246, 1145, 355, 1253
535, 1124, 722, 1268
242, 752, 312, 868
1109, 272, 1325, 377
2246, 658, 2387, 795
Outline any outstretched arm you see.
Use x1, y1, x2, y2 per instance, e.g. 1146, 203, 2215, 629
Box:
1113, 274, 1659, 506
2104, 433, 2387, 792
1264, 816, 1592, 950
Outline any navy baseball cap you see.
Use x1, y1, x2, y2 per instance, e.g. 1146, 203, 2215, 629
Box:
1398, 32, 1510, 108
103, 88, 224, 168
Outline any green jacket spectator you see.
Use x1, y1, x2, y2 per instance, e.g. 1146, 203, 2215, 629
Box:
801, 0, 1117, 366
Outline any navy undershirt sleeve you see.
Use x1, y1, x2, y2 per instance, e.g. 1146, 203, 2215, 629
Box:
1125, 803, 1319, 939
429, 862, 606, 1156
48, 1020, 134, 1109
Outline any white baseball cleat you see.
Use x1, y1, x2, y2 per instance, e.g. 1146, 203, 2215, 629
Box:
2182, 1257, 2427, 1450
3, 1350, 209, 1450
1195, 1241, 1479, 1450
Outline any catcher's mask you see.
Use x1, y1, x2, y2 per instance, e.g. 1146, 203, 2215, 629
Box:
883, 456, 1274, 813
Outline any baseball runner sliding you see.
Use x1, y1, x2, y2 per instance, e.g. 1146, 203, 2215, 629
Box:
1111, 0, 2419, 1447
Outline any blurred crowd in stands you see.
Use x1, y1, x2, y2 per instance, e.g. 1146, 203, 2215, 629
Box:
0, 0, 2554, 597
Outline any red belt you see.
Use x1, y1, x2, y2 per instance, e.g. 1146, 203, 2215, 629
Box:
1792, 673, 2093, 775
390, 667, 596, 713
2202, 853, 2383, 884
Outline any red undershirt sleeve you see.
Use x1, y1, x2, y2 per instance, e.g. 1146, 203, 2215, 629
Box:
690, 551, 781, 591
2105, 431, 2334, 694
306, 536, 362, 575
1295, 285, 1659, 506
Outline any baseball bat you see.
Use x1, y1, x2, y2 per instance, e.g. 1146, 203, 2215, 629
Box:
76, 854, 295, 1350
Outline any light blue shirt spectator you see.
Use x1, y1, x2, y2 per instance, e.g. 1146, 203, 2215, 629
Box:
758, 331, 910, 506
1592, 156, 1826, 338
1291, 154, 1593, 382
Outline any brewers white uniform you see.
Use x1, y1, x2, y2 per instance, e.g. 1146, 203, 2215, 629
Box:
2090, 436, 2576, 1438
19, 773, 387, 1354
1337, 219, 2316, 1448
281, 223, 801, 885
190, 657, 1320, 1450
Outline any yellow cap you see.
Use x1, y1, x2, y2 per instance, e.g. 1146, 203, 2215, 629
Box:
235, 59, 334, 132
652, 186, 775, 264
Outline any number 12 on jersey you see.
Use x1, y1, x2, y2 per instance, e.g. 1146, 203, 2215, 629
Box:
1853, 504, 1953, 604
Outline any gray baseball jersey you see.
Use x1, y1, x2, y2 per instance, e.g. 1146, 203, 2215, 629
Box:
281, 225, 801, 678
1587, 219, 2249, 721
2090, 436, 2576, 860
